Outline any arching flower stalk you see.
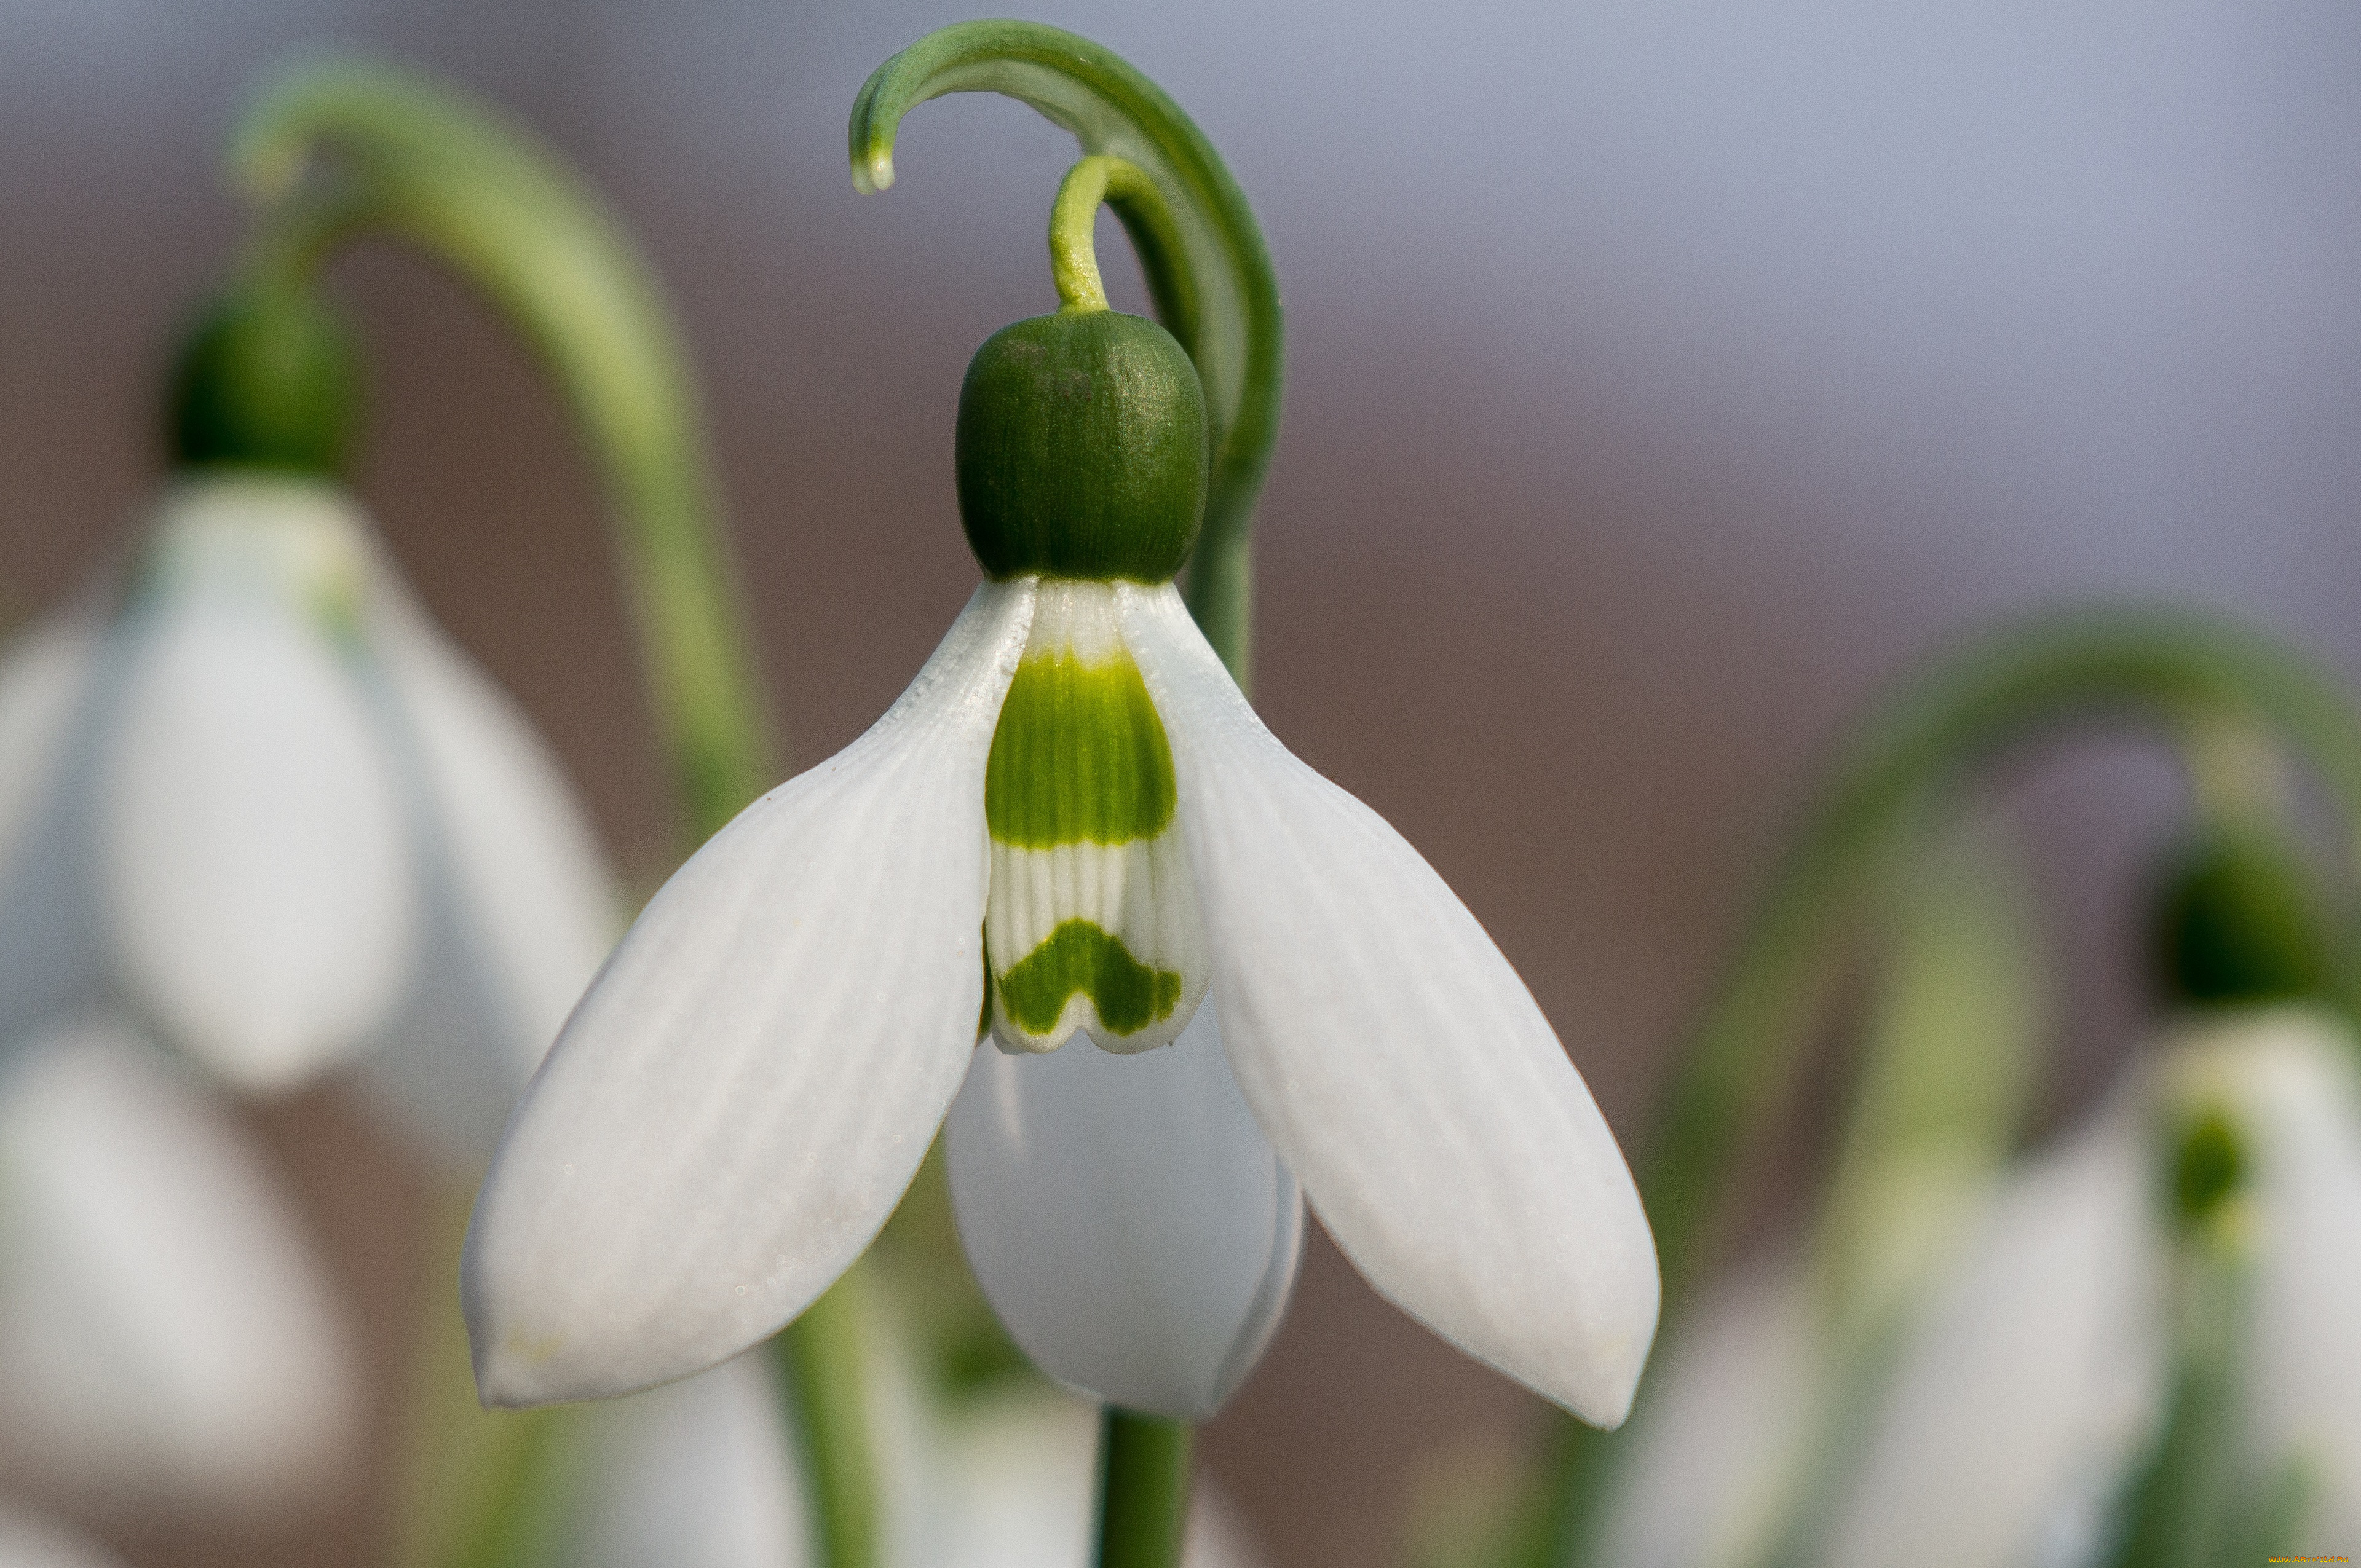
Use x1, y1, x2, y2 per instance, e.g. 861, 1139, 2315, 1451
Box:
463, 39, 1661, 1568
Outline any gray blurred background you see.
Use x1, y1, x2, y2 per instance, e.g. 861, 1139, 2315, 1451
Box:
4, 2, 2360, 1564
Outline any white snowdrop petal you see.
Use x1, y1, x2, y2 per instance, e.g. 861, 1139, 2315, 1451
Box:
1592, 1261, 1817, 1568
0, 614, 98, 859
0, 613, 108, 1048
568, 1354, 810, 1568
983, 581, 1208, 1055
1117, 583, 1659, 1427
99, 589, 415, 1091
1826, 1109, 2166, 1568
465, 580, 1036, 1406
946, 994, 1303, 1418
0, 1013, 361, 1523
355, 588, 620, 1167
0, 1503, 130, 1568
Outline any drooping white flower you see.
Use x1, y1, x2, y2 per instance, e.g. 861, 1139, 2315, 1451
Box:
1826, 1007, 2361, 1564
0, 473, 615, 1118
465, 567, 1658, 1425
0, 1011, 360, 1524
1594, 1127, 2165, 1568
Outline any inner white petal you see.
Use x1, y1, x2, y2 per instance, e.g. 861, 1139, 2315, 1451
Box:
983, 580, 1207, 1055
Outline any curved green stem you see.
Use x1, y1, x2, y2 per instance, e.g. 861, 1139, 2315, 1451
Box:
234, 60, 778, 832
1094, 1409, 1195, 1568
1530, 605, 2361, 1567
849, 20, 1282, 689
1051, 156, 1174, 317
231, 59, 874, 1568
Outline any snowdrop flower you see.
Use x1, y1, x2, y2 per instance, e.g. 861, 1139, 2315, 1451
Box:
1831, 1006, 2361, 1566
0, 1011, 359, 1524
1594, 1132, 2161, 1568
467, 288, 1658, 1425
0, 469, 615, 1117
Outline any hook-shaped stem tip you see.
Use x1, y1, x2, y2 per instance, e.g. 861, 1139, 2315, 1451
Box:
1050, 155, 1168, 315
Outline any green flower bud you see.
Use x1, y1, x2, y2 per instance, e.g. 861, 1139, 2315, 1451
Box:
167, 283, 361, 479
2149, 825, 2336, 1009
955, 310, 1207, 583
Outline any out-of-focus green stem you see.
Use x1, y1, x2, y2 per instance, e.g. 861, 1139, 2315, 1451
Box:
849, 20, 1282, 691
233, 59, 777, 832
232, 60, 876, 1568
772, 1277, 880, 1568
393, 1186, 579, 1568
1094, 1408, 1195, 1568
1530, 606, 2361, 1568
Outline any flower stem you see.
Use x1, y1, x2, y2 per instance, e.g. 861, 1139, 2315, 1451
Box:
231, 59, 877, 1568
849, 20, 1283, 690
1524, 605, 2361, 1567
1050, 156, 1177, 317
1094, 1408, 1195, 1568
232, 58, 778, 833
772, 1276, 880, 1568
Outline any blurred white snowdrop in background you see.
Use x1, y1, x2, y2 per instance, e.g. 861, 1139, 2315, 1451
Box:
0, 473, 616, 1133
1833, 1009, 2361, 1566
0, 1011, 359, 1526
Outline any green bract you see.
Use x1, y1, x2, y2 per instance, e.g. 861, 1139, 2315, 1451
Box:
956, 310, 1207, 583
167, 284, 360, 478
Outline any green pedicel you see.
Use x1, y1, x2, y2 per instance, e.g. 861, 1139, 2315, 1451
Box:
985, 650, 1178, 848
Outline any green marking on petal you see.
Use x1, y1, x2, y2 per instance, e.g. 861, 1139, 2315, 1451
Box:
999, 918, 1183, 1038
984, 650, 1177, 847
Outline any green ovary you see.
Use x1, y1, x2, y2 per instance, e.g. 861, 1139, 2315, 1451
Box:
985, 650, 1176, 847
998, 919, 1184, 1038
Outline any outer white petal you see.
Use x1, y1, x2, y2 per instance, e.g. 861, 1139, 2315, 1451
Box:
0, 1503, 130, 1568
465, 580, 1036, 1406
1117, 583, 1658, 1426
0, 1013, 360, 1523
98, 586, 414, 1091
946, 993, 1303, 1419
568, 1354, 810, 1568
2162, 1009, 2361, 1546
1825, 1108, 2165, 1568
0, 614, 108, 1049
1591, 1260, 1817, 1568
354, 588, 621, 1168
